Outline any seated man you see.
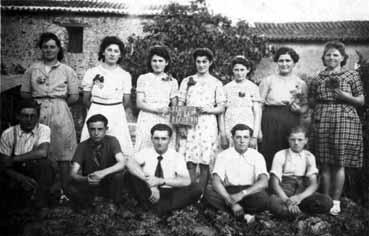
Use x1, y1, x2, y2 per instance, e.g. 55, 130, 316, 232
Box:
269, 126, 332, 216
129, 123, 202, 215
0, 99, 54, 209
69, 114, 132, 207
204, 124, 270, 220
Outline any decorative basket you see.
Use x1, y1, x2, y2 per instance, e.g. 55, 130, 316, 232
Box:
170, 106, 199, 127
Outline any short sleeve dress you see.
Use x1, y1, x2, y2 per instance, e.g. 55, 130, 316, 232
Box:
309, 70, 363, 167
81, 64, 133, 156
178, 74, 226, 165
135, 73, 178, 151
21, 61, 78, 162
224, 79, 261, 142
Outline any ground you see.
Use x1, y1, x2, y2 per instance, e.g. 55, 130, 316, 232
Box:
1, 193, 368, 236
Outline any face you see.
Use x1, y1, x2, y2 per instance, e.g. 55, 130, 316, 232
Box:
151, 55, 168, 73
232, 129, 251, 154
233, 64, 250, 82
151, 130, 171, 154
18, 108, 39, 132
41, 39, 60, 62
323, 48, 344, 70
103, 44, 121, 65
195, 56, 212, 74
277, 54, 295, 75
88, 121, 107, 142
288, 132, 308, 153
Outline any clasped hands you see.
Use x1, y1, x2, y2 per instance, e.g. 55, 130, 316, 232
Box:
145, 175, 164, 203
226, 191, 247, 217
87, 170, 106, 185
285, 195, 302, 215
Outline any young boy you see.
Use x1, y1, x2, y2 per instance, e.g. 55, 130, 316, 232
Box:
269, 126, 332, 216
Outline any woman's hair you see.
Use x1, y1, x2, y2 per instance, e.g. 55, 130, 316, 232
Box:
192, 47, 215, 72
321, 41, 348, 67
229, 55, 254, 76
146, 45, 171, 72
273, 47, 299, 63
38, 32, 64, 61
98, 36, 125, 64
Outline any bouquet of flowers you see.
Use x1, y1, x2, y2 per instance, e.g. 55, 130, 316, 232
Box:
326, 76, 340, 89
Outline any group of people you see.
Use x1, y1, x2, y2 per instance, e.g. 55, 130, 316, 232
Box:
0, 32, 365, 219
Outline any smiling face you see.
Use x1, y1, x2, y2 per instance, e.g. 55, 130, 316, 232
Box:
103, 44, 121, 65
233, 63, 250, 82
151, 130, 171, 154
195, 56, 212, 75
277, 53, 295, 76
151, 54, 168, 74
41, 39, 60, 62
88, 121, 107, 142
323, 48, 344, 70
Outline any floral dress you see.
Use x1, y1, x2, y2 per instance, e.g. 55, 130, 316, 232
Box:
224, 79, 261, 142
135, 73, 178, 152
21, 61, 78, 162
178, 74, 226, 165
309, 70, 363, 167
81, 64, 133, 156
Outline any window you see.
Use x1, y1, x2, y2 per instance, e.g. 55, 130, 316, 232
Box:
66, 26, 83, 53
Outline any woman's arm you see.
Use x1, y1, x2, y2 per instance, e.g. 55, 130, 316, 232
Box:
82, 91, 92, 109
335, 90, 365, 106
123, 94, 131, 108
136, 93, 169, 115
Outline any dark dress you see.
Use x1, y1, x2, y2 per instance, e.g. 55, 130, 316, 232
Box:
309, 70, 364, 167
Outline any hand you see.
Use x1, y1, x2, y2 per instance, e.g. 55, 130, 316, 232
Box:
286, 197, 302, 215
231, 203, 244, 217
289, 101, 302, 113
157, 107, 169, 116
198, 107, 211, 114
88, 170, 105, 185
149, 187, 160, 203
257, 130, 263, 141
249, 137, 257, 149
146, 176, 164, 187
220, 134, 229, 150
230, 191, 245, 203
178, 127, 187, 138
289, 195, 302, 205
334, 89, 350, 102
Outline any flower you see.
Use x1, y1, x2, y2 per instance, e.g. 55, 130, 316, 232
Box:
327, 77, 340, 89
93, 74, 104, 83
36, 76, 46, 84
187, 76, 196, 87
161, 75, 173, 81
238, 92, 245, 97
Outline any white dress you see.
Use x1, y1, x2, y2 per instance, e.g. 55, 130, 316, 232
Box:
135, 73, 178, 152
81, 64, 133, 155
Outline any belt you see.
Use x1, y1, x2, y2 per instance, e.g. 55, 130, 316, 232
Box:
92, 101, 122, 106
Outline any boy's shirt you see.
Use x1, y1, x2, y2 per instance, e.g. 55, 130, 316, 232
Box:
270, 148, 318, 182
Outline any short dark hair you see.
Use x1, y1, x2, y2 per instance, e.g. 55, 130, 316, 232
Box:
150, 123, 173, 137
289, 125, 309, 137
147, 45, 171, 72
231, 124, 253, 137
86, 114, 108, 127
230, 56, 254, 76
17, 99, 41, 116
98, 36, 125, 64
38, 32, 64, 61
321, 41, 348, 67
273, 47, 299, 63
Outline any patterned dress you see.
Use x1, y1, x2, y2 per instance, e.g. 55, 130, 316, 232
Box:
309, 70, 364, 168
224, 79, 261, 142
178, 74, 226, 165
135, 73, 178, 152
81, 64, 133, 156
21, 61, 78, 162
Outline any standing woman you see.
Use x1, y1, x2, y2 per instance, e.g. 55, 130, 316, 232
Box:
178, 48, 226, 191
81, 36, 133, 156
309, 41, 364, 215
21, 32, 79, 195
135, 46, 178, 151
259, 47, 308, 170
219, 56, 262, 149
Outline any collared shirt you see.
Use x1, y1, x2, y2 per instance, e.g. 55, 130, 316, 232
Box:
0, 123, 50, 156
134, 147, 189, 188
212, 147, 269, 186
21, 61, 79, 97
270, 148, 318, 182
72, 135, 122, 176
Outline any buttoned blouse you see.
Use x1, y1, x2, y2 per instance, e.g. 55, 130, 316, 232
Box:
212, 147, 269, 186
0, 124, 50, 156
259, 74, 307, 105
82, 64, 132, 104
136, 72, 178, 108
178, 74, 226, 107
134, 147, 189, 188
21, 61, 79, 97
270, 148, 318, 182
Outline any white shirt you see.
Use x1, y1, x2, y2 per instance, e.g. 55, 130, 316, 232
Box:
0, 123, 50, 156
212, 147, 269, 186
134, 147, 189, 188
270, 148, 319, 182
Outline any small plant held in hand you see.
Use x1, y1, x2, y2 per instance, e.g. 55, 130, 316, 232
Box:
290, 85, 306, 105
327, 77, 340, 89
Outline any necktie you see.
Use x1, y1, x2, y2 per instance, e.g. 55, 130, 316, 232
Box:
155, 155, 164, 178
91, 141, 104, 167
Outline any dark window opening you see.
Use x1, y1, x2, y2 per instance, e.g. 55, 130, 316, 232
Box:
66, 26, 83, 53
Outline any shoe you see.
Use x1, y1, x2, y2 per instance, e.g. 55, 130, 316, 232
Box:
244, 214, 255, 224
330, 201, 341, 216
